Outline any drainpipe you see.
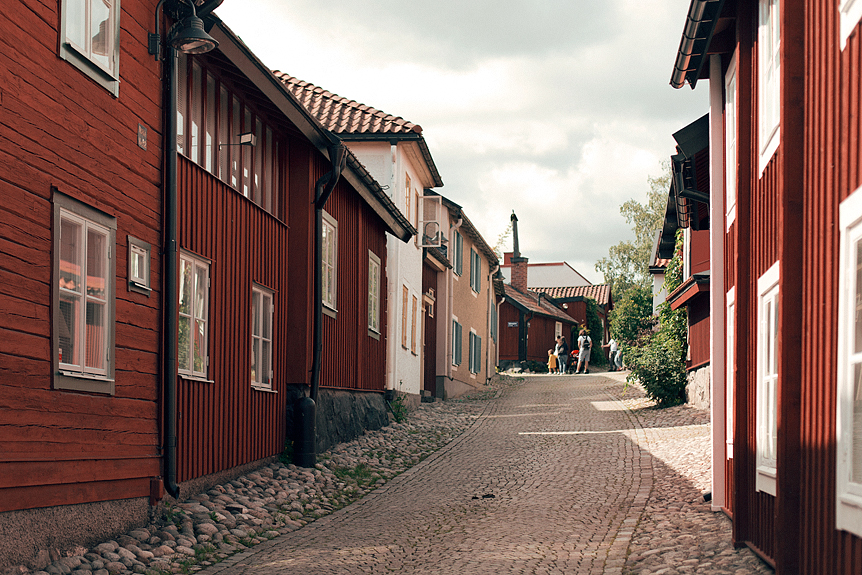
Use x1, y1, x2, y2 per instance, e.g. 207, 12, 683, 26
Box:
446, 218, 463, 380
310, 143, 348, 403
486, 264, 499, 380
163, 43, 180, 501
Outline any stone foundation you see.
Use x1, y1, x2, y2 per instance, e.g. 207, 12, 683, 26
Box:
685, 364, 710, 409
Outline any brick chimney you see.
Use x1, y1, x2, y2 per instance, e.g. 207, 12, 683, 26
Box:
509, 211, 529, 291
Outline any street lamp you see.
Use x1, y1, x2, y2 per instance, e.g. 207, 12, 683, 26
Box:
148, 0, 218, 61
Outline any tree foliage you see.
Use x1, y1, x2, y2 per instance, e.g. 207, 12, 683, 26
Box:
583, 298, 606, 366
595, 163, 670, 295
609, 285, 654, 346
623, 229, 688, 407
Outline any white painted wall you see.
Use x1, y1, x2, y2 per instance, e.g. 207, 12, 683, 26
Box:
346, 140, 426, 396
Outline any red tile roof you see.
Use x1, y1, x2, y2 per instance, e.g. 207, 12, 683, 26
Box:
503, 284, 575, 324
274, 73, 443, 187
275, 73, 423, 135
532, 285, 612, 307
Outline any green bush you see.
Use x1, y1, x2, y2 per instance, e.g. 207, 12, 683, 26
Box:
584, 298, 606, 366
523, 360, 549, 373
624, 229, 688, 407
610, 285, 654, 346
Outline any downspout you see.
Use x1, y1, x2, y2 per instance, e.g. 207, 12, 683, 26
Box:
163, 43, 180, 500
486, 264, 499, 381
446, 217, 463, 380
310, 143, 348, 403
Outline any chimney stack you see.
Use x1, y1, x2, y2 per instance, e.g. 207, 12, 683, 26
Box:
510, 211, 529, 291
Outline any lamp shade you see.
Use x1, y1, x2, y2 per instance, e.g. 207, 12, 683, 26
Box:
168, 15, 218, 54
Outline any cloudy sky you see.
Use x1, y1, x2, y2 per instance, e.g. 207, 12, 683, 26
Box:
216, 0, 707, 284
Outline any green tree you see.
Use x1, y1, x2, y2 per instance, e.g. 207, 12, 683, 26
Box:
583, 298, 606, 366
595, 163, 670, 295
609, 285, 654, 346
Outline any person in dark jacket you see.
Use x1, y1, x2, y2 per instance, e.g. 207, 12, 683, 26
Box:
555, 336, 570, 374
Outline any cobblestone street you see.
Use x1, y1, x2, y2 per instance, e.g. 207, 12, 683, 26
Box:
195, 374, 771, 575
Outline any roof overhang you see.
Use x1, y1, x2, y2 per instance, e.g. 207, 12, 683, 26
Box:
667, 271, 711, 310
670, 0, 729, 89
339, 132, 444, 188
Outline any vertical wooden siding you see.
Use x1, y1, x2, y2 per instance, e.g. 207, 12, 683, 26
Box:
319, 177, 388, 392
178, 158, 289, 482
422, 264, 438, 395
687, 296, 711, 369
0, 1, 163, 510
498, 303, 521, 361
526, 316, 558, 364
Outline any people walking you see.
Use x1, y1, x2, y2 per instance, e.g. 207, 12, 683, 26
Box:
576, 329, 592, 374
603, 337, 618, 372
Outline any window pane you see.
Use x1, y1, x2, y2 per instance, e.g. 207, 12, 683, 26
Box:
60, 217, 83, 293
87, 227, 107, 300
242, 108, 252, 197
177, 52, 187, 155
771, 294, 779, 375
854, 363, 862, 483
194, 319, 206, 373
219, 86, 229, 181
253, 118, 263, 206
179, 260, 192, 315
231, 97, 240, 188
195, 265, 207, 320
262, 294, 272, 338
191, 62, 202, 164
252, 290, 261, 337
272, 140, 280, 218
205, 73, 216, 173
66, 0, 87, 51
261, 340, 271, 384
85, 300, 105, 370
90, 0, 111, 69
178, 315, 191, 371
855, 239, 862, 354
264, 127, 273, 213
251, 337, 259, 383
59, 294, 80, 366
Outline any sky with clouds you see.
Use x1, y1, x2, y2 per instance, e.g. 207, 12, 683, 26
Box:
215, 0, 707, 284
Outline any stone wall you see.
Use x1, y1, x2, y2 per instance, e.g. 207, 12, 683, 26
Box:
685, 364, 710, 410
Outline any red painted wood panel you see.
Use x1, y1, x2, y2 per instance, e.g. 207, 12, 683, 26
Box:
0, 0, 163, 511
686, 295, 710, 370
498, 302, 521, 361
422, 264, 438, 396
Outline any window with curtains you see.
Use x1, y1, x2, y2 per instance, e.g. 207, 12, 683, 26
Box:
176, 53, 283, 217
756, 261, 779, 496
53, 192, 116, 394
60, 0, 120, 95
837, 186, 862, 537
251, 285, 273, 390
179, 252, 209, 380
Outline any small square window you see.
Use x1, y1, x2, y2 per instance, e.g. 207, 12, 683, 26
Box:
128, 236, 151, 295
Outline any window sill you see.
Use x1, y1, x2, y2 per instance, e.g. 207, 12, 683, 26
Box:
251, 384, 277, 394
755, 465, 776, 496
55, 370, 115, 395
471, 289, 478, 298
179, 374, 214, 384
323, 305, 337, 320
129, 281, 151, 297
368, 328, 381, 340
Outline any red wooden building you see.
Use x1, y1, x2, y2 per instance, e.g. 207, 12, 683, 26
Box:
671, 0, 862, 571
0, 0, 165, 566
171, 17, 413, 490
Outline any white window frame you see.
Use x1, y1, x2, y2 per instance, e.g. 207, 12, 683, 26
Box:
368, 251, 381, 335
453, 318, 462, 366
758, 0, 781, 175
682, 228, 692, 279
251, 285, 274, 391
756, 261, 780, 495
53, 192, 116, 395
128, 236, 151, 295
836, 184, 862, 537
469, 330, 482, 375
322, 210, 338, 313
555, 322, 563, 339
840, 0, 862, 50
60, 0, 121, 96
726, 286, 736, 457
179, 252, 210, 380
725, 53, 738, 229
453, 231, 463, 276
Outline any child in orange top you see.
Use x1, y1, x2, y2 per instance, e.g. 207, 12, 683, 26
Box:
547, 350, 558, 373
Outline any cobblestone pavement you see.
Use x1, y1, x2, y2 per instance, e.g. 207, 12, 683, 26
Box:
193, 373, 771, 575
